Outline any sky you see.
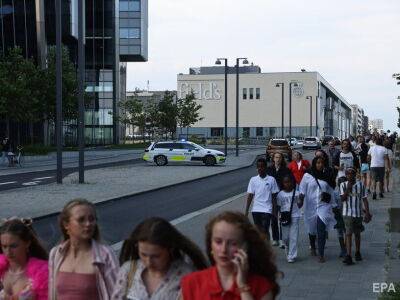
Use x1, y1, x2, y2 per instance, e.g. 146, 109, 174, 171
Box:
126, 0, 400, 132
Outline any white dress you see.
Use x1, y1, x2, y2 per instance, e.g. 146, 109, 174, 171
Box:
299, 173, 336, 234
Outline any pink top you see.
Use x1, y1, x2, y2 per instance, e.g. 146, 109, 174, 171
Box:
0, 254, 48, 300
56, 272, 99, 300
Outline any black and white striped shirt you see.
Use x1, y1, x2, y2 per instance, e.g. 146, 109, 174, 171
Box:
340, 181, 367, 217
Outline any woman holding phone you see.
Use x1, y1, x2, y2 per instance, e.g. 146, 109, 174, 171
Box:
180, 211, 280, 300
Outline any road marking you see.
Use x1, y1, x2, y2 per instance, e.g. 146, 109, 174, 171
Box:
111, 192, 247, 253
0, 181, 17, 185
32, 176, 53, 181
22, 181, 39, 186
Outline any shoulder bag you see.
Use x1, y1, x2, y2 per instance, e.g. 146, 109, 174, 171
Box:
280, 189, 296, 226
313, 176, 331, 203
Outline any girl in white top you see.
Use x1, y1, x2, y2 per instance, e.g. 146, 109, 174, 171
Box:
299, 156, 336, 263
277, 176, 302, 263
112, 218, 207, 300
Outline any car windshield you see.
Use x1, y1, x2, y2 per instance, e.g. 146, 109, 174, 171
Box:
305, 138, 316, 141
270, 140, 288, 146
189, 142, 204, 150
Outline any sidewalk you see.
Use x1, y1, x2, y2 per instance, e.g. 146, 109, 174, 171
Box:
0, 149, 262, 219
173, 170, 399, 300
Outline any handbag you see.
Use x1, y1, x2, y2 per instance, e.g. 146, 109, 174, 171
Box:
280, 189, 296, 227
313, 176, 331, 203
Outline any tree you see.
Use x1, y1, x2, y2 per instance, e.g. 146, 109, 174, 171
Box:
117, 97, 145, 143
0, 47, 41, 144
177, 91, 203, 138
158, 91, 178, 139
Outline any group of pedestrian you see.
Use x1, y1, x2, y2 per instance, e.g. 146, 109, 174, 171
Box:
246, 131, 396, 266
0, 136, 14, 167
0, 199, 280, 300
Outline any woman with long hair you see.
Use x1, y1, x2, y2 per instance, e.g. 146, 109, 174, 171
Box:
180, 211, 280, 300
299, 156, 337, 263
49, 198, 119, 300
0, 218, 48, 299
112, 217, 207, 300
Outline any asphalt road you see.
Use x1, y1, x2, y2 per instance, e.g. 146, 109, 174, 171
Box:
32, 148, 315, 250
0, 158, 143, 191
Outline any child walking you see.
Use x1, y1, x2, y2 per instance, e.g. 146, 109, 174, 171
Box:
277, 175, 302, 263
340, 168, 372, 265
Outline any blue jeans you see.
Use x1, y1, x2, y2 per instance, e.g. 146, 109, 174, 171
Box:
309, 216, 327, 257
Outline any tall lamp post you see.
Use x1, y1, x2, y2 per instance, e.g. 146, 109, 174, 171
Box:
55, 0, 62, 184
235, 57, 249, 156
306, 96, 312, 136
215, 58, 228, 156
275, 83, 284, 138
77, 0, 85, 183
288, 82, 298, 143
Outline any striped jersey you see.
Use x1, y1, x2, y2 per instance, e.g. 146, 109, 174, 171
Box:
339, 180, 367, 217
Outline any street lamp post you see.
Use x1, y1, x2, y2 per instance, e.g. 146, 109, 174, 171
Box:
235, 57, 249, 157
77, 0, 85, 183
306, 96, 312, 136
288, 82, 298, 143
215, 58, 228, 156
275, 83, 284, 138
55, 0, 62, 184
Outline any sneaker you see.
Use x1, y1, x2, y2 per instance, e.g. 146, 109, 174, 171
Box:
271, 240, 279, 246
310, 248, 317, 256
379, 193, 384, 198
279, 240, 286, 249
318, 256, 326, 263
372, 192, 377, 200
287, 258, 295, 263
355, 252, 363, 261
342, 255, 354, 265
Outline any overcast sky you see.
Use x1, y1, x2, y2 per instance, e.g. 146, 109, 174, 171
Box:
126, 0, 400, 132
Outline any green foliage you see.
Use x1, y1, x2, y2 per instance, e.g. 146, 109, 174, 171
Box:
0, 47, 41, 123
158, 91, 178, 138
177, 91, 203, 132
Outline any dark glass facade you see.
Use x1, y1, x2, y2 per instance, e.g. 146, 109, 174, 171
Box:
0, 0, 148, 145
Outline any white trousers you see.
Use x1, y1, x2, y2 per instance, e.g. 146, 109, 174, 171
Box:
281, 217, 300, 260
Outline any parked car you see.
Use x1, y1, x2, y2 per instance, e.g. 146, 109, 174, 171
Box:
266, 139, 292, 161
143, 140, 226, 166
322, 135, 334, 146
297, 137, 304, 146
302, 137, 322, 150
288, 138, 298, 146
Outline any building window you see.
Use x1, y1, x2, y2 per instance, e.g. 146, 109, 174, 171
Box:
120, 28, 140, 39
243, 88, 247, 100
249, 88, 254, 100
120, 0, 140, 12
256, 88, 260, 99
256, 127, 263, 136
211, 128, 223, 137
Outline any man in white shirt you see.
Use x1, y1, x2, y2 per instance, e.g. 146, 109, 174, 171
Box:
368, 137, 391, 199
246, 158, 280, 241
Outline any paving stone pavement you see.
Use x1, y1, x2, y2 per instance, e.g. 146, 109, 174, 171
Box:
175, 169, 400, 300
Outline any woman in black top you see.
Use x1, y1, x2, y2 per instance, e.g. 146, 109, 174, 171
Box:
266, 152, 295, 248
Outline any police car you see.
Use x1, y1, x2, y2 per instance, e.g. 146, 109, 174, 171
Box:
143, 141, 226, 166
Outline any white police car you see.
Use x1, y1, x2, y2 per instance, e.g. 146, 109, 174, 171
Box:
143, 141, 226, 166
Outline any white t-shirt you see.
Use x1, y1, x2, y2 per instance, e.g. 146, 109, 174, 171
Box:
247, 175, 279, 213
337, 152, 355, 178
277, 190, 301, 218
368, 145, 388, 168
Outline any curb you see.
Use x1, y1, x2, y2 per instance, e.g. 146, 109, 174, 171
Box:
33, 153, 263, 222
111, 192, 248, 252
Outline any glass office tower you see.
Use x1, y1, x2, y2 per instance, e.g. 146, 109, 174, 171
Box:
0, 0, 148, 145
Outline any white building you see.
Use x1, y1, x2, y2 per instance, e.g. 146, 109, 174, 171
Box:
177, 66, 352, 139
369, 119, 384, 133
351, 104, 365, 136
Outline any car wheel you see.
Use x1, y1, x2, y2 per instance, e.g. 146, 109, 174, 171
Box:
155, 155, 168, 166
204, 155, 216, 166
